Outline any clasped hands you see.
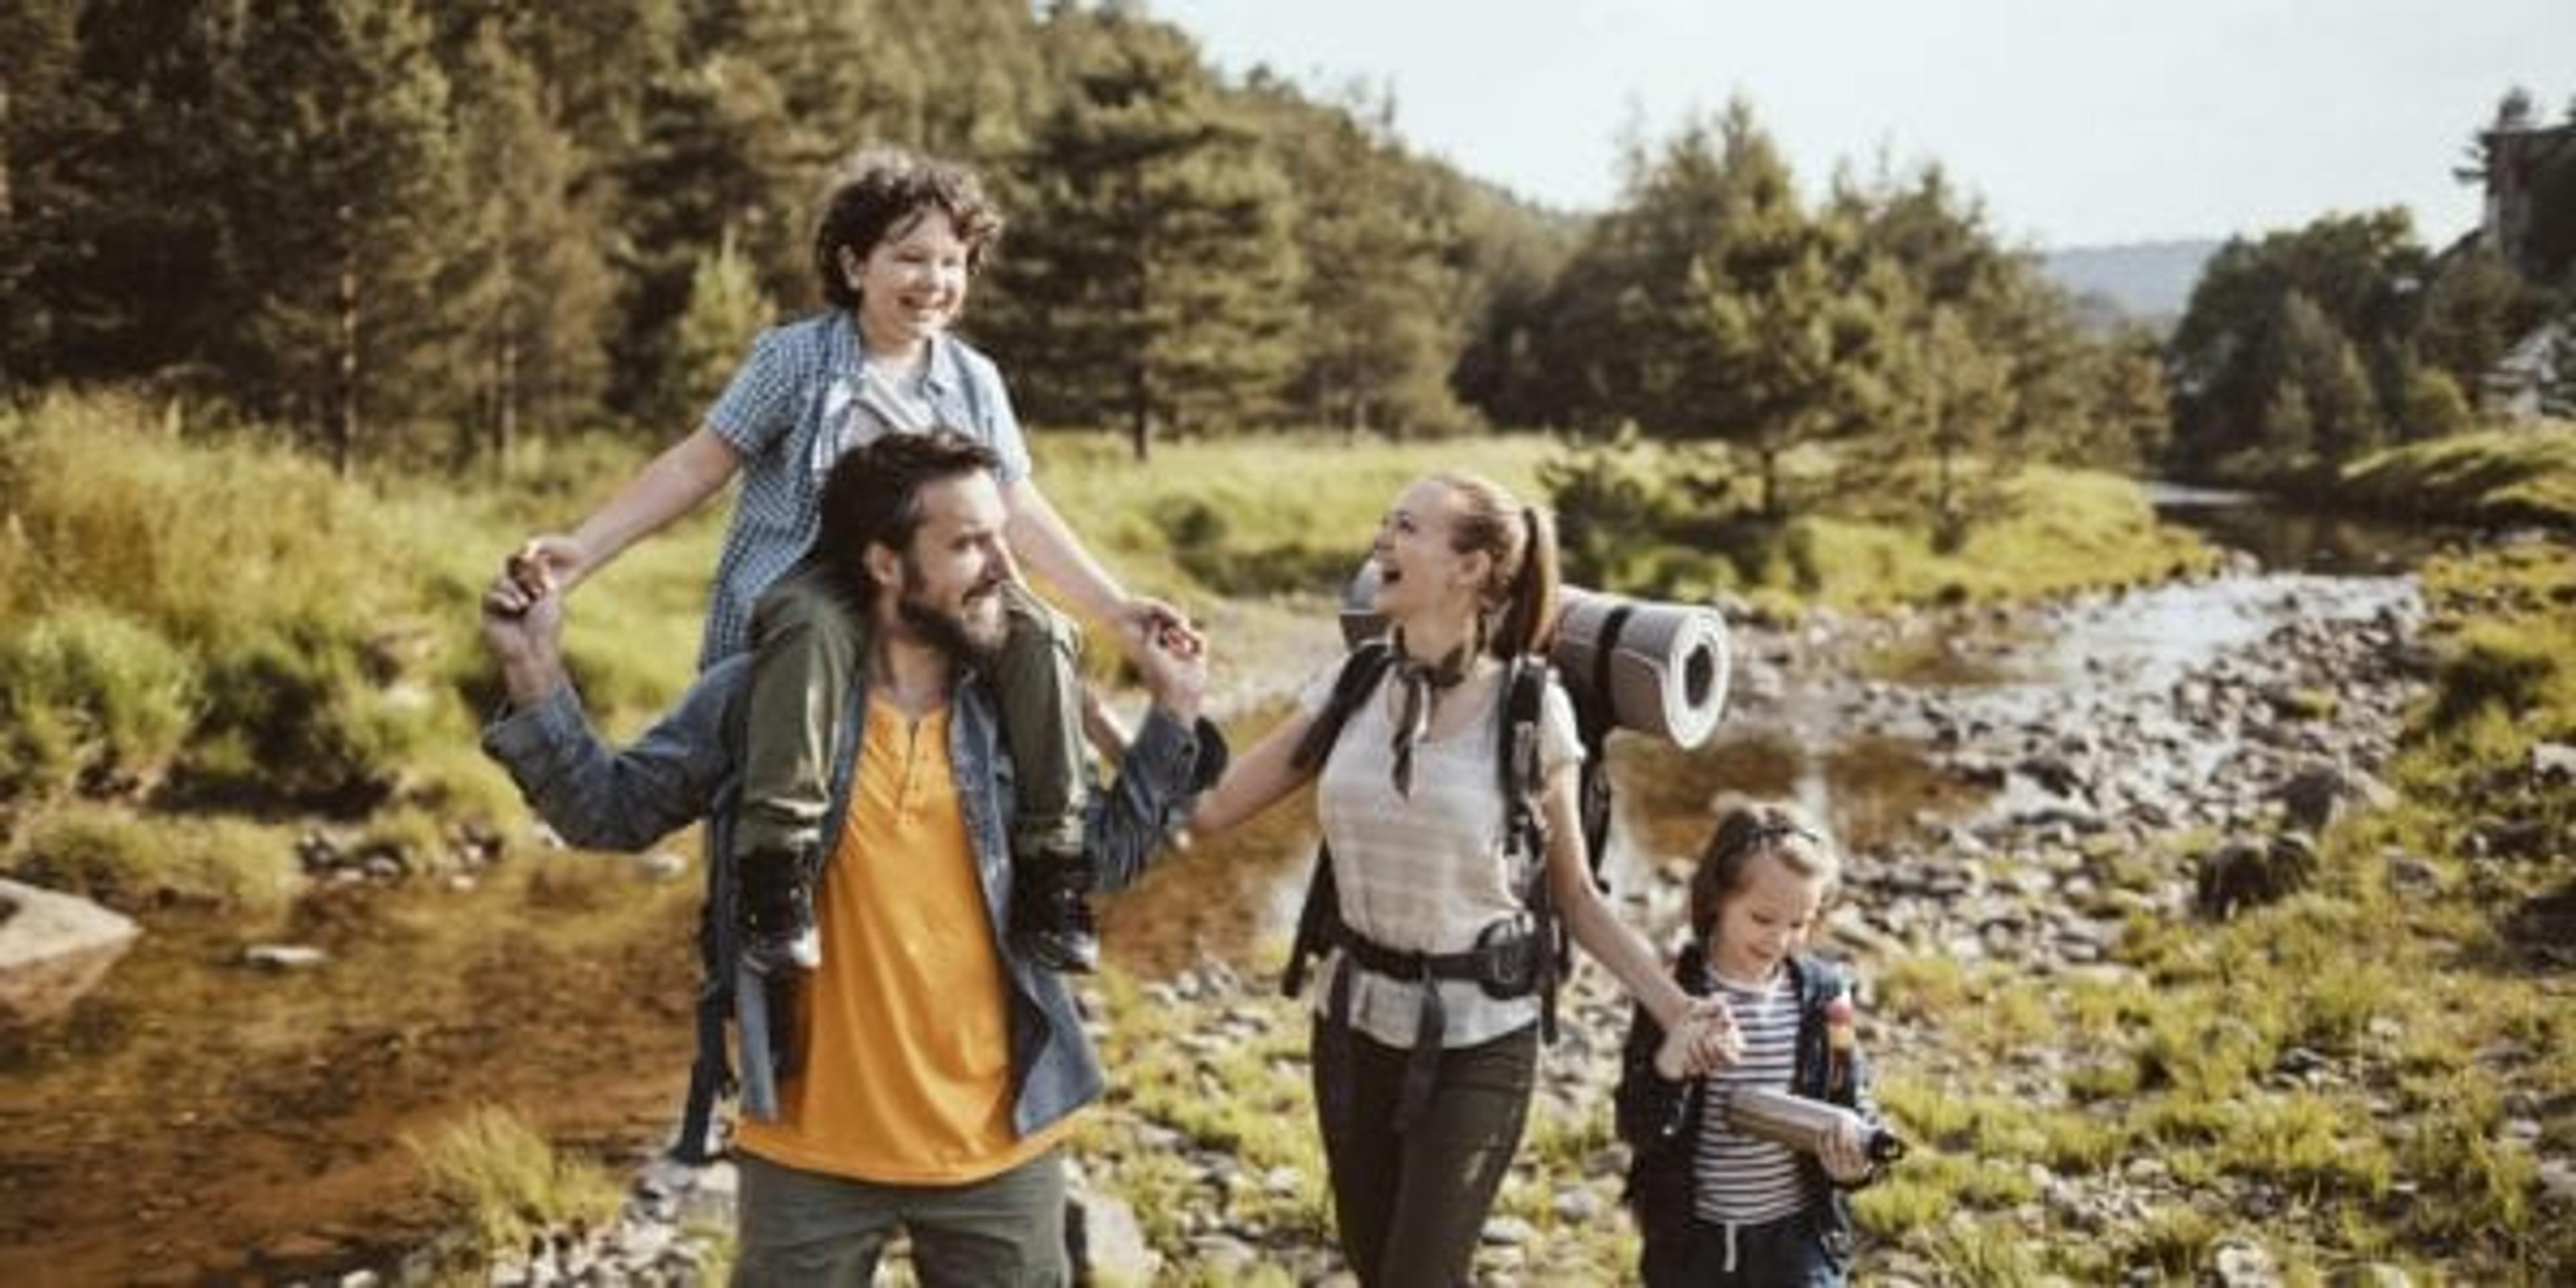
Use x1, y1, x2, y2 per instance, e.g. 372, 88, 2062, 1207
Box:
1652, 997, 1746, 1080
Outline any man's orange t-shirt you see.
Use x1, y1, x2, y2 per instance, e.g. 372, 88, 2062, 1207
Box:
735, 700, 1069, 1183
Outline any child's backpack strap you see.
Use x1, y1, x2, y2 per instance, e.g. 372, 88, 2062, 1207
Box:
1279, 641, 1398, 998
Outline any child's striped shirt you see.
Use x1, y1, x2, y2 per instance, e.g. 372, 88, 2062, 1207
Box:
1693, 967, 1809, 1224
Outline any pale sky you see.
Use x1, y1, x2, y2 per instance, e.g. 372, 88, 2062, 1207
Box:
1148, 0, 2575, 250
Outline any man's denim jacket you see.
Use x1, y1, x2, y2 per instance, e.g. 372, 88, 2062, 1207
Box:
480, 654, 1222, 1157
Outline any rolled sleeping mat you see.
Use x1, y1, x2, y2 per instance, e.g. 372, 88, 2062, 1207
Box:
1553, 586, 1731, 749
1336, 564, 1732, 748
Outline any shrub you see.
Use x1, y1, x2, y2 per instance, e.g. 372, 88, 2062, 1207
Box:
4, 802, 297, 912
188, 619, 425, 808
0, 605, 200, 798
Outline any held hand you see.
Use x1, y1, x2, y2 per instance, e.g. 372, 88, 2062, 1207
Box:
1819, 1116, 1873, 1183
1130, 612, 1210, 724
1652, 1017, 1701, 1081
511, 534, 593, 598
480, 564, 566, 702
1679, 997, 1744, 1075
1116, 596, 1202, 662
1652, 1003, 1743, 1080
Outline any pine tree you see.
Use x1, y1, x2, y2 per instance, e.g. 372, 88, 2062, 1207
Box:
1559, 102, 1890, 516
612, 54, 796, 424
9, 1, 248, 390
1252, 78, 1473, 437
668, 226, 774, 423
222, 0, 476, 472
449, 21, 615, 468
0, 0, 85, 380
998, 5, 1299, 458
2169, 211, 2426, 476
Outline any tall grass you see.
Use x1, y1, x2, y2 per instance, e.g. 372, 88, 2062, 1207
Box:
2, 393, 453, 806
2339, 423, 2576, 530
405, 1105, 624, 1258
0, 392, 704, 904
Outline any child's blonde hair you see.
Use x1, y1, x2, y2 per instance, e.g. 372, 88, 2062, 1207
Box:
1688, 800, 1841, 945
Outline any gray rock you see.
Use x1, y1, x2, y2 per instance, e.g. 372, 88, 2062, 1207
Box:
1073, 1189, 1162, 1285
2214, 1241, 2279, 1287
244, 944, 330, 971
635, 850, 690, 882
2194, 833, 2316, 920
1181, 1234, 1258, 1277
0, 879, 142, 1023
2538, 1156, 2576, 1205
1554, 1186, 1605, 1223
2276, 762, 2357, 833
2384, 850, 2443, 896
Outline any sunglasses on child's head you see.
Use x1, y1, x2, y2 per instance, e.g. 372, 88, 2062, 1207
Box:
1713, 815, 1821, 862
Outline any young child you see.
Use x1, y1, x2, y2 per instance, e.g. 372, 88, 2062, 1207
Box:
1615, 802, 1887, 1286
513, 150, 1177, 985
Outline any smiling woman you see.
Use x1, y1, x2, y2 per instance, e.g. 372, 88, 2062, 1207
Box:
1176, 470, 1737, 1285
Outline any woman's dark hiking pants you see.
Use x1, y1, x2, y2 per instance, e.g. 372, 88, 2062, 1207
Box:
1311, 1015, 1538, 1287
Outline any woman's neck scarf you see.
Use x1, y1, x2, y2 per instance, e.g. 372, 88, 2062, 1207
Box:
1387, 631, 1472, 797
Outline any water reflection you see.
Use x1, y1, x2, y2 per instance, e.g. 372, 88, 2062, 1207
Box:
0, 860, 702, 1285
2147, 484, 2447, 574
1612, 731, 1980, 875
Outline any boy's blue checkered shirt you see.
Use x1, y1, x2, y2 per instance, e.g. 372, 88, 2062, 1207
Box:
697, 310, 1032, 669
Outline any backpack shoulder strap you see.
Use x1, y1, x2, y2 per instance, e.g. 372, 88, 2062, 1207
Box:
1496, 654, 1566, 1043
1497, 654, 1550, 816
1279, 639, 1396, 998
1293, 638, 1396, 773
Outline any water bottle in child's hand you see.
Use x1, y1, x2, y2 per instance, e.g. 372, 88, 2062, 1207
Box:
1716, 1085, 1907, 1165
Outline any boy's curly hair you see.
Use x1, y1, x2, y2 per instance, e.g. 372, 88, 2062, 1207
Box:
812, 147, 1004, 309
1688, 799, 1841, 945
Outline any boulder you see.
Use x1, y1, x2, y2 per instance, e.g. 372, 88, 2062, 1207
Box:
2194, 833, 2317, 920
2276, 761, 2394, 833
0, 878, 143, 1024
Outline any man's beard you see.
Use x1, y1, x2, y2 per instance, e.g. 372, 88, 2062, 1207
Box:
896, 574, 1008, 664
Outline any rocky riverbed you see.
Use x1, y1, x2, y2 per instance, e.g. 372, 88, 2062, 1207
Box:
413, 553, 2552, 1287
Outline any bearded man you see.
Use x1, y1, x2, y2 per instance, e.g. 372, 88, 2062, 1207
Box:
479, 430, 1216, 1285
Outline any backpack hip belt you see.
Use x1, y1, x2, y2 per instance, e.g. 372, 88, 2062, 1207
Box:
1319, 913, 1538, 1138
1326, 913, 1539, 1001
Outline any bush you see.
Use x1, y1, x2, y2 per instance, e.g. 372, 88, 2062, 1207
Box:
188, 619, 423, 808
1, 394, 463, 810
1150, 497, 1354, 598
5, 801, 297, 912
0, 605, 200, 798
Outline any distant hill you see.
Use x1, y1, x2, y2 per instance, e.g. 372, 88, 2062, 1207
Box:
2041, 238, 2224, 333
